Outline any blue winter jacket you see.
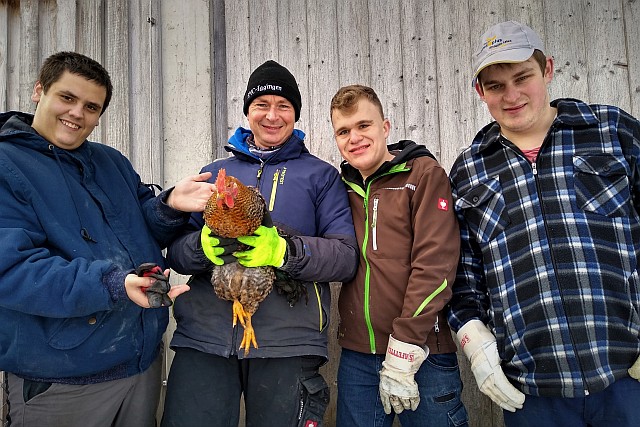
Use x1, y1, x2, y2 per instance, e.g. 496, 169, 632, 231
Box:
0, 112, 190, 383
167, 128, 358, 359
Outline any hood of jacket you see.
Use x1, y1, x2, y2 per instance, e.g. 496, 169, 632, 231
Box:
340, 139, 436, 187
225, 127, 309, 164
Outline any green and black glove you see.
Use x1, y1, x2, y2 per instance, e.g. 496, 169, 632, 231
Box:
235, 210, 287, 268
200, 225, 239, 266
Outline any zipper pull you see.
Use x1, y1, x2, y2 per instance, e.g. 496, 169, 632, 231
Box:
269, 170, 280, 211
532, 162, 538, 175
372, 198, 379, 229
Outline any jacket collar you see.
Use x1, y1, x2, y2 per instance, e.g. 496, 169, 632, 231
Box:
471, 98, 600, 155
225, 127, 308, 163
341, 139, 435, 187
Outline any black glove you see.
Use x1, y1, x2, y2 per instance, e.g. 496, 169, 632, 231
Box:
201, 225, 239, 266
262, 208, 274, 227
136, 263, 172, 308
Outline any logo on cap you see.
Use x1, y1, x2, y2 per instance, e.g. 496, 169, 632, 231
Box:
483, 35, 513, 53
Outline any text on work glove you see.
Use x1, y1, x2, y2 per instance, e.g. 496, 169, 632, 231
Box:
379, 335, 428, 415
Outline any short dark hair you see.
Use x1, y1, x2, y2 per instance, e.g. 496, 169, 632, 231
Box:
477, 49, 547, 89
38, 51, 113, 115
330, 84, 384, 119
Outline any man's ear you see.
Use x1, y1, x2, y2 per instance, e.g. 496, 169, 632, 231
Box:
383, 118, 391, 139
475, 82, 485, 101
544, 56, 554, 84
31, 81, 43, 103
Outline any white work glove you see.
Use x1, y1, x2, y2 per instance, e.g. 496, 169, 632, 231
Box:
457, 319, 525, 412
628, 354, 640, 380
379, 335, 428, 414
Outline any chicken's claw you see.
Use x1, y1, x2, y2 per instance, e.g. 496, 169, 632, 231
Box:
239, 314, 258, 356
232, 300, 247, 327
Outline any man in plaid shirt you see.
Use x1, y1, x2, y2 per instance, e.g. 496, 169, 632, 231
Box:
448, 21, 640, 426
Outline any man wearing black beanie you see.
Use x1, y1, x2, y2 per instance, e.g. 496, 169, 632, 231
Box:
162, 60, 358, 427
243, 60, 302, 122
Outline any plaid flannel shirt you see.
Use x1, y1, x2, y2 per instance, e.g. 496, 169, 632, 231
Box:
448, 98, 640, 398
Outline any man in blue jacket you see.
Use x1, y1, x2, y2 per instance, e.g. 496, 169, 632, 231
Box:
161, 60, 358, 427
0, 51, 214, 427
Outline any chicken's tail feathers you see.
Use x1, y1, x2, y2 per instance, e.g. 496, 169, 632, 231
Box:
273, 269, 308, 307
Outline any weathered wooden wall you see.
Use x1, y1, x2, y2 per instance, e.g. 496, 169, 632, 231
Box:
1, 0, 639, 426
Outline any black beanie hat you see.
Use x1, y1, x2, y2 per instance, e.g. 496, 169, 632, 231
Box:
243, 60, 302, 121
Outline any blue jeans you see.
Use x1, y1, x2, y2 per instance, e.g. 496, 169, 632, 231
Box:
337, 348, 468, 427
503, 376, 640, 427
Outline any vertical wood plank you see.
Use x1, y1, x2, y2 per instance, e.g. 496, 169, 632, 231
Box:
583, 0, 630, 109
224, 0, 250, 138
433, 0, 476, 174
19, 0, 38, 112
38, 0, 55, 63
5, 0, 21, 112
0, 2, 8, 111
160, 0, 214, 186
543, 0, 588, 102
211, 0, 228, 159
248, 0, 278, 68
623, 0, 640, 116
399, 0, 439, 157
76, 0, 103, 59
306, 0, 340, 163
129, 0, 164, 184
336, 0, 371, 87
56, 0, 77, 52
103, 0, 130, 154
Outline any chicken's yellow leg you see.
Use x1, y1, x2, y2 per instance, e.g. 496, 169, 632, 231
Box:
232, 300, 247, 327
239, 314, 258, 356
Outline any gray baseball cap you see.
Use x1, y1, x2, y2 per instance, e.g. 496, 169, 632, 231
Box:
472, 21, 544, 86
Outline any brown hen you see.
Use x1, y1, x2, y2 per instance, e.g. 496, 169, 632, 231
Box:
203, 168, 275, 355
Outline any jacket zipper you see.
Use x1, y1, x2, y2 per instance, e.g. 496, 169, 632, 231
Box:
269, 169, 280, 211
371, 198, 379, 250
434, 315, 441, 351
511, 136, 590, 394
350, 166, 410, 354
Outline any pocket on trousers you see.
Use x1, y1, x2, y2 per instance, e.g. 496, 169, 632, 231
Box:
23, 379, 52, 402
297, 373, 330, 427
447, 400, 469, 427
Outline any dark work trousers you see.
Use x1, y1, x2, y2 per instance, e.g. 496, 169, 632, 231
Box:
161, 347, 329, 427
6, 353, 162, 427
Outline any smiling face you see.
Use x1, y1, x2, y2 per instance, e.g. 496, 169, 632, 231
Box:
476, 56, 556, 142
31, 70, 106, 150
331, 98, 393, 180
246, 95, 296, 149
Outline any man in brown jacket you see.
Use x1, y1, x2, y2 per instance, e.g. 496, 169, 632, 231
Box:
330, 84, 468, 426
